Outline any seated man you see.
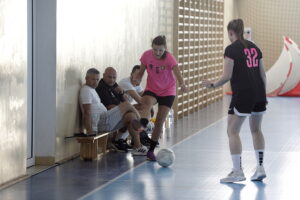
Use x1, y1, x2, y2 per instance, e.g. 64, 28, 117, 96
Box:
95, 67, 131, 152
96, 67, 126, 110
79, 68, 147, 155
118, 65, 144, 105
119, 65, 154, 146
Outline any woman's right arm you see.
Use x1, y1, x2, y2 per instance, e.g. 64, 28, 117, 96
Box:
259, 59, 267, 90
136, 63, 146, 82
201, 57, 234, 88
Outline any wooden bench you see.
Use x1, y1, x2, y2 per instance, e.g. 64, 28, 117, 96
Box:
76, 133, 111, 161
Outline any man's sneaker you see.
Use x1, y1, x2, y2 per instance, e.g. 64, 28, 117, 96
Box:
147, 151, 156, 161
220, 169, 246, 183
132, 145, 148, 156
251, 166, 266, 181
111, 139, 128, 152
140, 131, 151, 146
124, 139, 133, 150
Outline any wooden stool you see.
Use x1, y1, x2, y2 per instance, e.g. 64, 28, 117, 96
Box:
76, 133, 110, 161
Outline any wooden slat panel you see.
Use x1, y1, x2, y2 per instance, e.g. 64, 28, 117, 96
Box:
174, 0, 224, 120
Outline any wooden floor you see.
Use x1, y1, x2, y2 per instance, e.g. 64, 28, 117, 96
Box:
1, 96, 300, 200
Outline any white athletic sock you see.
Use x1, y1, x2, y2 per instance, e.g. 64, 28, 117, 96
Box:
231, 154, 242, 171
255, 149, 264, 166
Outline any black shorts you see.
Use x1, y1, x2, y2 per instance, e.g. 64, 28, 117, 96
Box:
143, 90, 175, 108
228, 101, 267, 116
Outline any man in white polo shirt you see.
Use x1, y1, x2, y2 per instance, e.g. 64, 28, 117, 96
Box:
79, 68, 147, 156
119, 65, 154, 147
119, 65, 144, 105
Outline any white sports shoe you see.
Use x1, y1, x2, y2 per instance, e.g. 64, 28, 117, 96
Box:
131, 145, 148, 156
220, 169, 246, 183
145, 121, 155, 134
251, 166, 266, 181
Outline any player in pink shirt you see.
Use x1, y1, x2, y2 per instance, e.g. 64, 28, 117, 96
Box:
135, 35, 188, 161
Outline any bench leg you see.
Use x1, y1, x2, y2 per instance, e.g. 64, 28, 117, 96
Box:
77, 133, 111, 161
80, 142, 98, 161
97, 135, 108, 154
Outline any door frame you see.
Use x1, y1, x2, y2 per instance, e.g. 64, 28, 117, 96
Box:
27, 0, 34, 167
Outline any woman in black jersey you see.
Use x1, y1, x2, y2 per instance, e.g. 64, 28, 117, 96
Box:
202, 19, 267, 183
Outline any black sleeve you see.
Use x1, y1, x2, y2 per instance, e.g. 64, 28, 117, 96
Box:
250, 42, 263, 59
257, 47, 263, 59
224, 45, 235, 60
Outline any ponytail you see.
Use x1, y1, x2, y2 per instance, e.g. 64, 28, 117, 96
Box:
152, 35, 167, 47
227, 19, 247, 47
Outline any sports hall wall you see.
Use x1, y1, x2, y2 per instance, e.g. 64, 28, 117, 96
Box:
236, 0, 300, 71
0, 0, 27, 185
223, 0, 238, 92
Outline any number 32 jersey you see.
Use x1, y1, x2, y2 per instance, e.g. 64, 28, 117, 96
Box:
224, 40, 267, 103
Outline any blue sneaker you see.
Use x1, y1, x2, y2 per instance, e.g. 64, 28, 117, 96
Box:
147, 151, 156, 161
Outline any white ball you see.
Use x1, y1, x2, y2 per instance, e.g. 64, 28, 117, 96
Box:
156, 148, 175, 167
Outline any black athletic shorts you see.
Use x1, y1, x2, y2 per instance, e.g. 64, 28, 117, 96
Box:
228, 100, 267, 116
143, 90, 175, 108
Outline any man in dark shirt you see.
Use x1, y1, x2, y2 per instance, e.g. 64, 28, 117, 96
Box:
96, 67, 126, 109
95, 67, 130, 152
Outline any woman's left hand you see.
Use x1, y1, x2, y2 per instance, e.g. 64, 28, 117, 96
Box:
201, 80, 213, 88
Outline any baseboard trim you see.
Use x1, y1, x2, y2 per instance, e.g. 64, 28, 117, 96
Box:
0, 174, 28, 190
55, 153, 80, 164
35, 156, 55, 165
0, 154, 80, 190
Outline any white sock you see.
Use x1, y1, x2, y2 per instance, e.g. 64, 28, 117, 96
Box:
231, 154, 242, 171
255, 149, 264, 166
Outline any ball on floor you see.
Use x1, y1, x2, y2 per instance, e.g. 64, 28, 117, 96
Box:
156, 148, 175, 167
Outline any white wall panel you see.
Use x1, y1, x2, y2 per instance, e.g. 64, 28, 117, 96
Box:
0, 0, 27, 184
